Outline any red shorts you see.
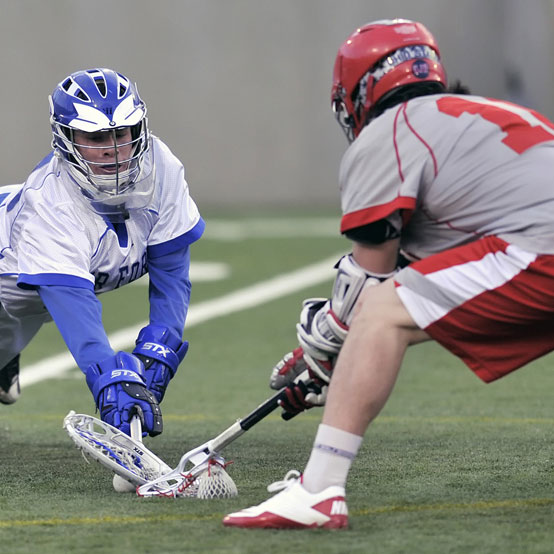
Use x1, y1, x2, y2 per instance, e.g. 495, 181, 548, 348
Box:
394, 236, 554, 382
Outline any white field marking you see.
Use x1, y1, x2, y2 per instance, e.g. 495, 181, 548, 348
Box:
203, 217, 339, 241
19, 253, 343, 388
130, 261, 231, 286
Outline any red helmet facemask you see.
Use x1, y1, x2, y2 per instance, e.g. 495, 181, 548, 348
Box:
331, 19, 447, 142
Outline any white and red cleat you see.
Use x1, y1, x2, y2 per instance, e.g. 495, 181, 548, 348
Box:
223, 470, 348, 529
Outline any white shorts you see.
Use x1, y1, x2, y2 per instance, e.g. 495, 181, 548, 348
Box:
0, 276, 50, 369
395, 236, 554, 382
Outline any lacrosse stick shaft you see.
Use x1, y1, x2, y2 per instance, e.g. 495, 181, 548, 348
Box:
112, 414, 144, 491
239, 388, 287, 430
130, 415, 142, 442
204, 369, 310, 454
181, 369, 311, 468
204, 388, 284, 454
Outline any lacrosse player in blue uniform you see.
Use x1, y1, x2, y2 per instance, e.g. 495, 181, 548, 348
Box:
0, 68, 205, 436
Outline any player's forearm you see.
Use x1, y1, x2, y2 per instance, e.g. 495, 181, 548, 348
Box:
352, 238, 400, 274
147, 246, 191, 337
37, 285, 114, 372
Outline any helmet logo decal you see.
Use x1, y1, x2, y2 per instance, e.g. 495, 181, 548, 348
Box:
69, 96, 144, 132
371, 45, 440, 83
412, 59, 430, 79
356, 73, 369, 112
394, 24, 418, 34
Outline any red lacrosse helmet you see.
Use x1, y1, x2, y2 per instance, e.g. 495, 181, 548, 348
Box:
331, 19, 447, 142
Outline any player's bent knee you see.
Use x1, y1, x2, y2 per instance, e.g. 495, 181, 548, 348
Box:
354, 280, 422, 332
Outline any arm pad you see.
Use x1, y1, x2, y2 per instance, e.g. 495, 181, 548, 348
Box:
132, 324, 188, 376
297, 254, 397, 361
330, 254, 397, 327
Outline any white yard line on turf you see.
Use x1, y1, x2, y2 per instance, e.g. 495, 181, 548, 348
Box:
19, 253, 343, 388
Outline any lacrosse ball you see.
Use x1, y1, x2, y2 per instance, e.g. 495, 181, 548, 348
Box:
113, 474, 136, 493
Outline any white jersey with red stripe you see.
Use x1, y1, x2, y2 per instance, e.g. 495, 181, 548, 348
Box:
339, 94, 554, 259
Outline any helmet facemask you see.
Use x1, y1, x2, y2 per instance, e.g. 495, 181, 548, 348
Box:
52, 118, 152, 212
332, 96, 357, 144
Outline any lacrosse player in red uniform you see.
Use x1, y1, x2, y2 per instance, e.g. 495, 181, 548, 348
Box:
223, 19, 554, 529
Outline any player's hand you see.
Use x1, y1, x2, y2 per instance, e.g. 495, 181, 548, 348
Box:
86, 351, 163, 437
132, 324, 188, 403
295, 298, 345, 383
295, 256, 395, 369
270, 347, 334, 388
280, 379, 329, 416
270, 347, 334, 417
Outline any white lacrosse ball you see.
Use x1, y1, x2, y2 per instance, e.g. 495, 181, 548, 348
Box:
112, 474, 136, 493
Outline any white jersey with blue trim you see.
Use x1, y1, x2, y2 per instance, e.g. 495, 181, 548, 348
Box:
0, 135, 204, 318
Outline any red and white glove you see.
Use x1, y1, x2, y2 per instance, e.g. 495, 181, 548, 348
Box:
295, 256, 395, 370
269, 347, 334, 417
270, 255, 397, 418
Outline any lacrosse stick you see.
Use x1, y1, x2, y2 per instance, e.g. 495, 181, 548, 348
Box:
112, 414, 143, 492
63, 410, 171, 486
136, 369, 309, 498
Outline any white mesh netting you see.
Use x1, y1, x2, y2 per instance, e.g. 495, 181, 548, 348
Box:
175, 460, 238, 499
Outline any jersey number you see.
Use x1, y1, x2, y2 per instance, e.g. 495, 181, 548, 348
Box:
437, 96, 554, 154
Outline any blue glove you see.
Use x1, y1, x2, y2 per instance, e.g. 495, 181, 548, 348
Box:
132, 325, 188, 403
86, 351, 163, 437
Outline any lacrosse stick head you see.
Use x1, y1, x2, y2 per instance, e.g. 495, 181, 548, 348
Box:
172, 458, 238, 499
137, 449, 238, 499
63, 411, 171, 486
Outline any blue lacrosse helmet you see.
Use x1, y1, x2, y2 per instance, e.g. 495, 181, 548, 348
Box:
49, 68, 154, 213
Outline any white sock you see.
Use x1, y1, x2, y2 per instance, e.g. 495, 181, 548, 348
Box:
301, 424, 363, 493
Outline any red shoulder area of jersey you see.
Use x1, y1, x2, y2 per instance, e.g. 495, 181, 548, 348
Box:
340, 196, 416, 233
